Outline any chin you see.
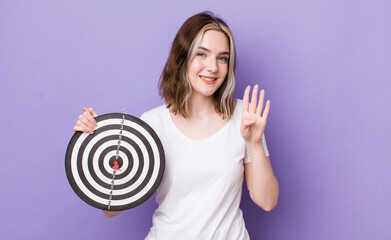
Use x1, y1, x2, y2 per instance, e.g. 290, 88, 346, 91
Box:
201, 87, 220, 97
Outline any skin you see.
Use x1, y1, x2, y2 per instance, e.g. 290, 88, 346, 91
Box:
73, 30, 279, 217
242, 85, 279, 211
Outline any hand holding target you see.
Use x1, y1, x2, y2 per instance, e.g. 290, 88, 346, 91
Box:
73, 107, 98, 134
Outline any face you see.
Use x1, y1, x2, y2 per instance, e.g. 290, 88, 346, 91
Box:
187, 30, 230, 98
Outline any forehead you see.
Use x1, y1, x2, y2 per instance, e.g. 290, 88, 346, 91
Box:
199, 30, 229, 53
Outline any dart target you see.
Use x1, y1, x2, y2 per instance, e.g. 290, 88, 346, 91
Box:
65, 113, 165, 211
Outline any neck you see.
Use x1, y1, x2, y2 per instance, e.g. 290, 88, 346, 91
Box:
188, 93, 216, 118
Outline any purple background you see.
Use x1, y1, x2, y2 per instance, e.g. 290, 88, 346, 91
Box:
1, 0, 390, 239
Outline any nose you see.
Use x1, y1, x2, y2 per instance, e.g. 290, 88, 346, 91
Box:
206, 57, 217, 73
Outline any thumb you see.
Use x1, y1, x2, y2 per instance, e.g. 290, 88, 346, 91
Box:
243, 120, 255, 126
82, 107, 98, 117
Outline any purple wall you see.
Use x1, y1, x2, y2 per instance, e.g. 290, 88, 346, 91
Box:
1, 1, 390, 239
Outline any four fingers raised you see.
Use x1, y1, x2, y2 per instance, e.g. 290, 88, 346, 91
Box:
242, 85, 270, 119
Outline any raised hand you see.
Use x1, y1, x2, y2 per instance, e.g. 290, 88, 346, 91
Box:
240, 85, 270, 145
73, 107, 98, 134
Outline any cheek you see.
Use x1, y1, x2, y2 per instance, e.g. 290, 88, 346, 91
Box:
220, 64, 229, 77
189, 59, 203, 74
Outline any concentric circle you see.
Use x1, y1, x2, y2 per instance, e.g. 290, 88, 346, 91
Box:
65, 113, 165, 211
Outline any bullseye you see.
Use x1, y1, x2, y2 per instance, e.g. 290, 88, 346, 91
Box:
109, 157, 124, 171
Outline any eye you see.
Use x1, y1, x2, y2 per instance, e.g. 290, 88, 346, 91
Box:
218, 56, 229, 63
196, 52, 206, 57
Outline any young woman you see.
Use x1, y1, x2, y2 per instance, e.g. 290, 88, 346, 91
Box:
73, 12, 279, 240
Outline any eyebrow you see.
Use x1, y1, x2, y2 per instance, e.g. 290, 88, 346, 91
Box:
198, 46, 230, 55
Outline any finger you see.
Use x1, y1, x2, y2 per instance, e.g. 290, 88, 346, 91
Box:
78, 114, 95, 131
83, 111, 97, 128
83, 107, 98, 117
250, 85, 258, 113
262, 100, 270, 119
73, 125, 86, 133
256, 89, 265, 116
75, 120, 93, 134
242, 86, 251, 114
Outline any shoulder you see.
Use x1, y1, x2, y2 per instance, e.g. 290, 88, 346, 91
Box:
140, 105, 166, 121
140, 104, 168, 135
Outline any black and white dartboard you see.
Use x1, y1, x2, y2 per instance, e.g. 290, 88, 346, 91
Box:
65, 113, 165, 211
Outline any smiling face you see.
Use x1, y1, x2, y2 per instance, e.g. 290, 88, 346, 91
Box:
187, 30, 230, 98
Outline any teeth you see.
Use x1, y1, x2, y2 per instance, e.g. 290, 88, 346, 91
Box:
200, 76, 216, 81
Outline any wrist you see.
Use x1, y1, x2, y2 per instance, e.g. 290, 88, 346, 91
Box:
245, 141, 264, 152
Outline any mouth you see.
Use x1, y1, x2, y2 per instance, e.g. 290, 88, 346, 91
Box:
200, 75, 217, 85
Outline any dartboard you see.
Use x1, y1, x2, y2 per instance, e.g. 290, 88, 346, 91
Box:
65, 113, 165, 211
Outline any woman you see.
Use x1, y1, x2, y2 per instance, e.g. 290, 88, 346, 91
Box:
73, 12, 279, 240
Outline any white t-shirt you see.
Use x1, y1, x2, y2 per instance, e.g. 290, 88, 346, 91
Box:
141, 100, 269, 240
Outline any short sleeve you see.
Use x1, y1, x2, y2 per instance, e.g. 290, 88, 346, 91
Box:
244, 134, 269, 163
139, 108, 162, 138
140, 111, 149, 124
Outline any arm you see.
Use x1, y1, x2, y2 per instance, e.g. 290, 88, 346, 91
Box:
241, 85, 279, 211
244, 151, 279, 211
